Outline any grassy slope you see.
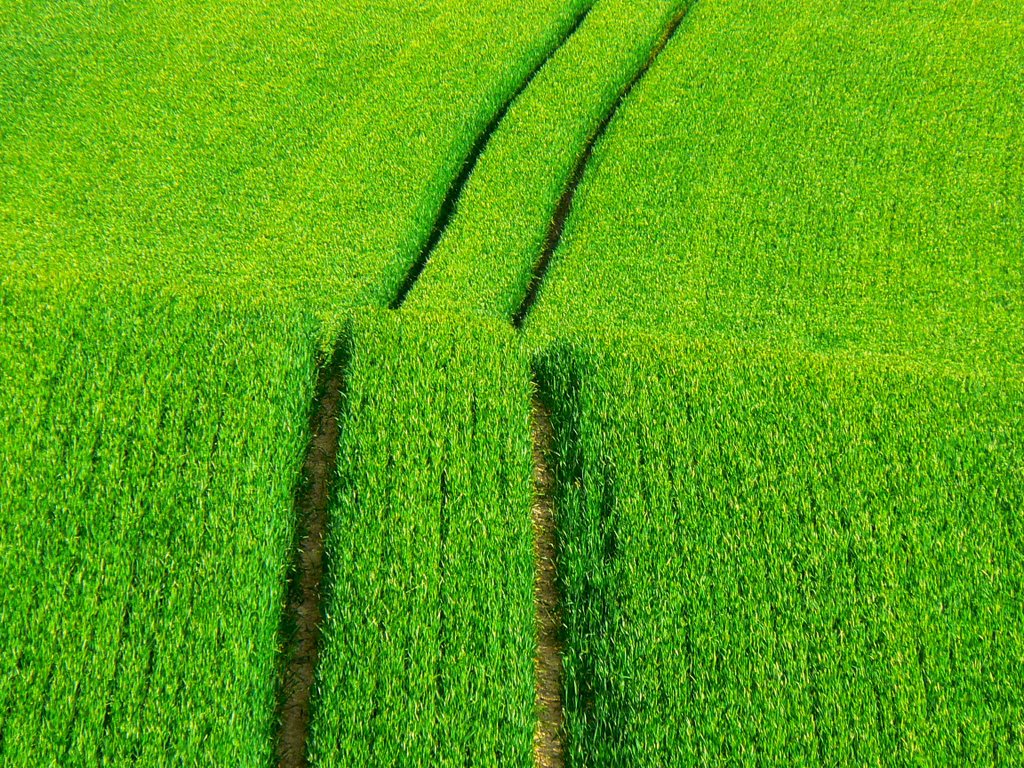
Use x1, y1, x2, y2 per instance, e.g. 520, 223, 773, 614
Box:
523, 0, 1024, 763
540, 340, 1023, 765
0, 0, 587, 761
529, 0, 1024, 373
0, 0, 592, 314
0, 281, 318, 764
406, 0, 690, 320
0, 0, 439, 310
311, 312, 535, 766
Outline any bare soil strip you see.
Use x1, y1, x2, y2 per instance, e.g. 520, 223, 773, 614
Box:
389, 2, 596, 310
274, 348, 346, 768
512, 2, 695, 329
531, 392, 564, 768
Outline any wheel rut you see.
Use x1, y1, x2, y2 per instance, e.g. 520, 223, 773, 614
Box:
530, 392, 564, 768
389, 2, 596, 310
513, 1, 696, 329
274, 345, 347, 768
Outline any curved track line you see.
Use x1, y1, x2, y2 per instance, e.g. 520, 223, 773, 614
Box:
389, 3, 596, 310
274, 344, 347, 768
512, 2, 696, 329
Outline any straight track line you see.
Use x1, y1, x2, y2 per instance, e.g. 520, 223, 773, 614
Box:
274, 345, 347, 768
530, 391, 564, 768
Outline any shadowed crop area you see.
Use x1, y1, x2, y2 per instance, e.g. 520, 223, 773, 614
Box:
1, 0, 1022, 764
538, 339, 1024, 764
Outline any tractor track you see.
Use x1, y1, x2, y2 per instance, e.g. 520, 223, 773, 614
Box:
530, 392, 564, 768
518, 8, 697, 766
512, 1, 696, 328
385, 6, 699, 767
274, 345, 347, 768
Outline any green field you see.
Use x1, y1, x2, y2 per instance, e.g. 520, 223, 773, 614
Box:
1, 0, 1022, 765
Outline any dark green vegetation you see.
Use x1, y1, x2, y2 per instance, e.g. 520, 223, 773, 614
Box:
0, 282, 317, 763
539, 340, 1024, 764
2, 0, 1023, 765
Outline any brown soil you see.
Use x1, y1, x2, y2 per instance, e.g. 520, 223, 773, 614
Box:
531, 394, 565, 768
274, 355, 345, 768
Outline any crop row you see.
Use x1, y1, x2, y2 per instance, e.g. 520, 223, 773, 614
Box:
517, 0, 1024, 762
2, 0, 1022, 764
0, 287, 544, 766
310, 311, 535, 765
0, 0, 599, 761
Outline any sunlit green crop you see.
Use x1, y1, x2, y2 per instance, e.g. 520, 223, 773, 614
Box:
1, 0, 1021, 764
521, 0, 1024, 763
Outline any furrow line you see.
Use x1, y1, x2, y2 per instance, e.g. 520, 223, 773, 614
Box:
389, 2, 597, 310
274, 345, 347, 768
530, 390, 564, 768
512, 1, 696, 329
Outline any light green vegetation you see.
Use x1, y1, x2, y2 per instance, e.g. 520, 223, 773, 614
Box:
1, 0, 590, 312
311, 312, 535, 766
0, 0, 435, 310
539, 339, 1024, 764
407, 0, 690, 320
528, 0, 1024, 376
0, 281, 317, 764
522, 0, 1024, 762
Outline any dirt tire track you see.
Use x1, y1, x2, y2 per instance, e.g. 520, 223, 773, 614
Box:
389, 2, 597, 310
274, 347, 346, 768
531, 393, 564, 768
513, 1, 697, 329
